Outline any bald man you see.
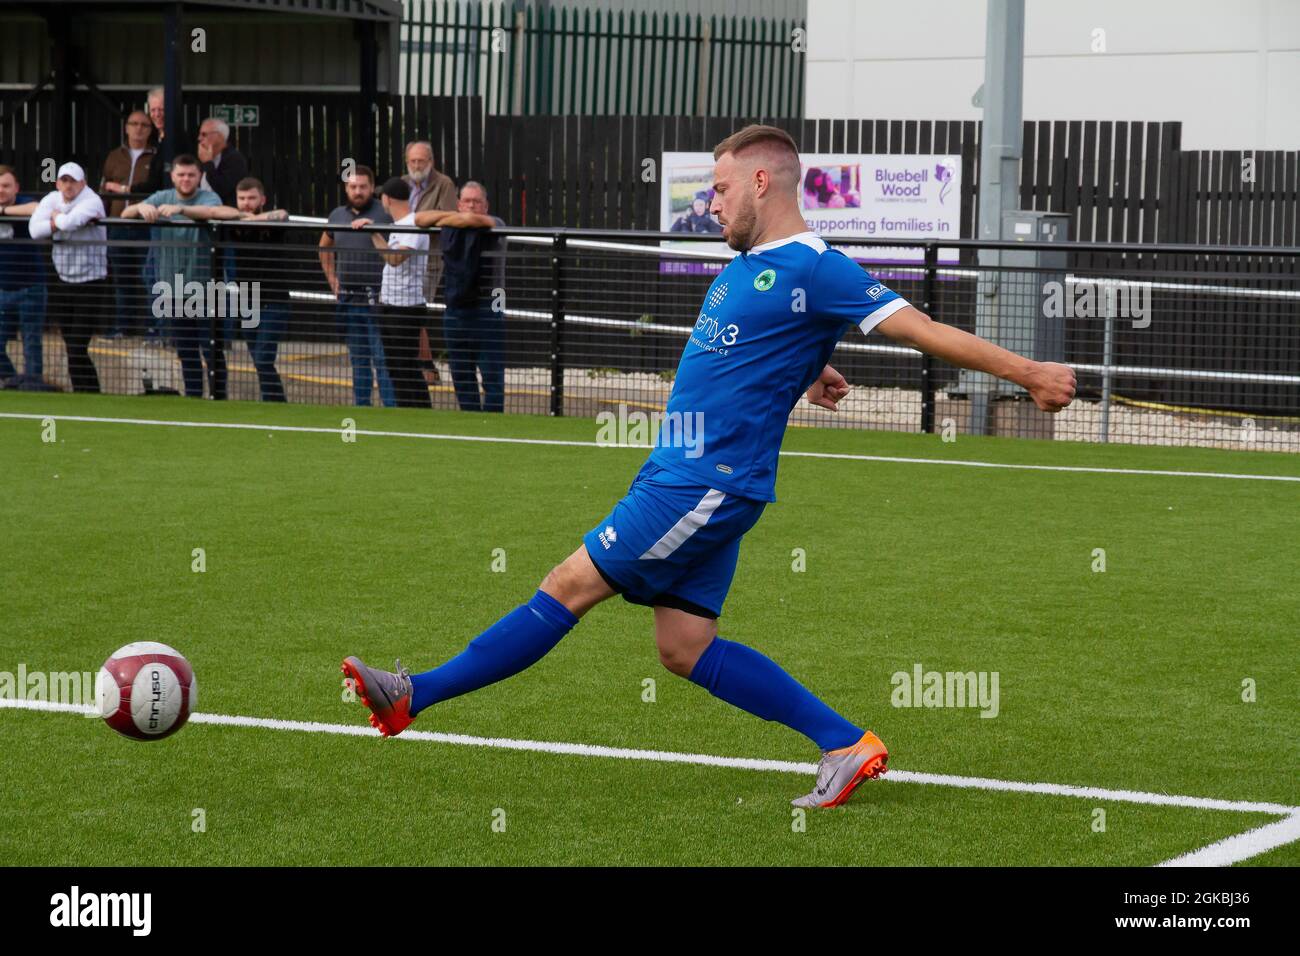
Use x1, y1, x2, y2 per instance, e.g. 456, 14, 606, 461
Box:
343, 125, 1076, 809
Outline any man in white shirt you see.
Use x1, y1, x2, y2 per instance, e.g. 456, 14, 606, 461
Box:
28, 163, 109, 392
352, 177, 431, 408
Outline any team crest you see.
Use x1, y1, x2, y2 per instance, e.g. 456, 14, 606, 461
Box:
753, 269, 776, 291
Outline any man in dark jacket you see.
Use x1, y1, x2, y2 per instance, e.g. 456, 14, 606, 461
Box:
413, 181, 507, 413
196, 118, 249, 208
205, 178, 290, 402
142, 86, 194, 194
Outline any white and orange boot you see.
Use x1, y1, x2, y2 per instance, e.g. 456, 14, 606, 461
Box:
791, 731, 889, 808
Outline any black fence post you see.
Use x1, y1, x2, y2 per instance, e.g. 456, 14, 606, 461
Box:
920, 241, 937, 434
206, 223, 219, 400
550, 232, 566, 416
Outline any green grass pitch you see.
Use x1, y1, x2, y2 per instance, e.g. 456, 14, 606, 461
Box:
1, 392, 1296, 866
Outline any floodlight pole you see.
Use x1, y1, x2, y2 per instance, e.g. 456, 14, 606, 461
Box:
978, 0, 1025, 249
969, 0, 1025, 434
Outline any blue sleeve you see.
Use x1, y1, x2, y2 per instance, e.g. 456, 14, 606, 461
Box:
809, 249, 909, 333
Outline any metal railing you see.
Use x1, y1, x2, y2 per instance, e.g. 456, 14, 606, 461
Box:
1, 217, 1296, 452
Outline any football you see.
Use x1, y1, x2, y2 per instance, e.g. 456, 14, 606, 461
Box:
96, 642, 197, 741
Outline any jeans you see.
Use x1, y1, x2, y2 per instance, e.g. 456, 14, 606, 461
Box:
168, 312, 225, 399
142, 244, 161, 337
107, 225, 148, 336
0, 285, 46, 381
224, 301, 287, 402
336, 297, 395, 407
443, 304, 505, 413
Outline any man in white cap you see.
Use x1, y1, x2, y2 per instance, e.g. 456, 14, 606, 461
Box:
28, 162, 109, 393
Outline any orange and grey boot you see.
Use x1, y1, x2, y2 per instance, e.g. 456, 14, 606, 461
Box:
791, 731, 889, 808
341, 656, 414, 737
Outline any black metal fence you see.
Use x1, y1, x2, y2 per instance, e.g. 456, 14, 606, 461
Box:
400, 0, 807, 116
1, 216, 1296, 452
6, 95, 1298, 245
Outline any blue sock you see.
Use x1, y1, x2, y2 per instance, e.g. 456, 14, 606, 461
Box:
688, 637, 864, 752
410, 590, 578, 716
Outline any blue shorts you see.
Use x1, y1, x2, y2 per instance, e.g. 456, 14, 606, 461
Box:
583, 460, 767, 619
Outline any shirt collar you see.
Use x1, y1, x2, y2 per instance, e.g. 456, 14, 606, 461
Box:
747, 230, 819, 255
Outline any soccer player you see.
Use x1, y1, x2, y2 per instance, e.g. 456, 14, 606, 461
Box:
343, 126, 1076, 808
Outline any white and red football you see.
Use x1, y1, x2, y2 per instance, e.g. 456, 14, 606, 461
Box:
96, 642, 197, 741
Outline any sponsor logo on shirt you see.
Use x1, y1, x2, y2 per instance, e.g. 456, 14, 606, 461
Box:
753, 268, 776, 291
597, 525, 617, 550
690, 313, 740, 356
866, 284, 885, 299
706, 281, 729, 311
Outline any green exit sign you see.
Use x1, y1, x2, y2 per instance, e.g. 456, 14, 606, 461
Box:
211, 105, 260, 127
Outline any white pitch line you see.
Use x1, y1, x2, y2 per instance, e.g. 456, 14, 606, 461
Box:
2, 412, 1297, 483
1157, 813, 1300, 867
4, 697, 1297, 818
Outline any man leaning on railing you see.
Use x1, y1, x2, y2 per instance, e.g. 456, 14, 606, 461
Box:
122, 154, 223, 399
319, 165, 397, 408
413, 180, 507, 414
352, 177, 431, 409
161, 176, 290, 403
0, 165, 47, 391
28, 163, 109, 394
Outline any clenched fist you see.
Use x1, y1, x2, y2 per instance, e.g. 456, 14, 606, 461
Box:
1025, 361, 1077, 412
806, 365, 851, 412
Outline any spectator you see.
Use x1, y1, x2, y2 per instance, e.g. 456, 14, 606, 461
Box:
142, 87, 193, 194
0, 166, 46, 388
319, 165, 396, 407
28, 163, 109, 393
122, 155, 223, 398
171, 177, 289, 402
403, 140, 457, 216
196, 118, 249, 208
403, 140, 456, 378
352, 177, 430, 408
413, 181, 507, 413
102, 111, 157, 215
141, 87, 193, 339
101, 110, 157, 336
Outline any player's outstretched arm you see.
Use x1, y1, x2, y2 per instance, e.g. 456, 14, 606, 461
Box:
875, 305, 1077, 412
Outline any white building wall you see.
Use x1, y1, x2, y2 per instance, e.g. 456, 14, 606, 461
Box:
806, 0, 1300, 149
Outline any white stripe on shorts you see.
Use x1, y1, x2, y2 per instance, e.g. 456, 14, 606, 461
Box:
639, 488, 727, 560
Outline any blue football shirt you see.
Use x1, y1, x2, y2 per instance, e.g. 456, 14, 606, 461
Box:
648, 232, 910, 502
